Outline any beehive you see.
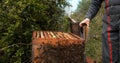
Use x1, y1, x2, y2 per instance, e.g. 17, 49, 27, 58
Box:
32, 31, 85, 63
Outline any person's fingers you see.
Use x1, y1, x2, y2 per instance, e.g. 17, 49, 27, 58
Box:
79, 21, 84, 27
79, 20, 88, 27
79, 18, 90, 27
86, 21, 89, 27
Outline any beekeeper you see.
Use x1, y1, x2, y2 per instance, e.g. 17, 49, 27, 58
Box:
80, 0, 120, 63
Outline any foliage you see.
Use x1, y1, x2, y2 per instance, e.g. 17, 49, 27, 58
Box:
71, 0, 105, 62
0, 0, 69, 63
71, 0, 91, 21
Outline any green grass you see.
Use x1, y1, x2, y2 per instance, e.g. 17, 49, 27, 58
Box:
85, 16, 103, 63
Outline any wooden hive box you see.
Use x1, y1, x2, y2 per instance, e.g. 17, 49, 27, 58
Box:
32, 31, 85, 63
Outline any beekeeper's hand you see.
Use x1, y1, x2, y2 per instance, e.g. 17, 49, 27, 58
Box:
79, 18, 90, 27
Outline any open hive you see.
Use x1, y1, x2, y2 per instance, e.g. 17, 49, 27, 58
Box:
32, 31, 85, 63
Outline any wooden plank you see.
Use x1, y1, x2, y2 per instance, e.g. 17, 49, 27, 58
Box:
43, 31, 48, 38
36, 31, 40, 38
50, 31, 56, 38
40, 31, 44, 38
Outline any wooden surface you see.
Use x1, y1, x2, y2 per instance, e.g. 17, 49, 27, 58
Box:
32, 31, 84, 45
32, 31, 85, 63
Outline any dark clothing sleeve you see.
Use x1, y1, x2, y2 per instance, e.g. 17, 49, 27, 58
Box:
85, 0, 104, 20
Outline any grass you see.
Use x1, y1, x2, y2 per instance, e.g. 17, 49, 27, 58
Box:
85, 14, 103, 63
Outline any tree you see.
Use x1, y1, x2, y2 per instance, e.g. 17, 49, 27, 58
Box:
71, 0, 91, 21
